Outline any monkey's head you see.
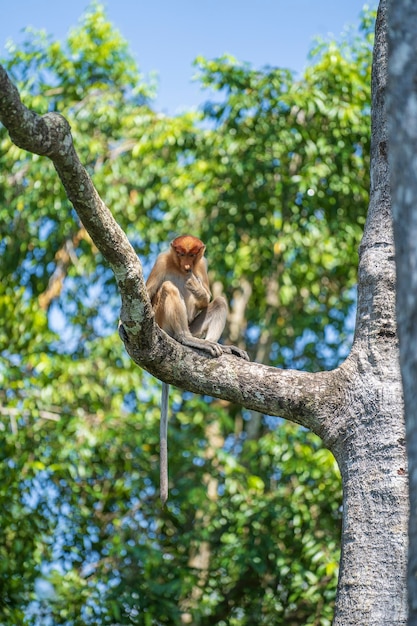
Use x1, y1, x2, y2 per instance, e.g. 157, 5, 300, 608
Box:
171, 235, 206, 273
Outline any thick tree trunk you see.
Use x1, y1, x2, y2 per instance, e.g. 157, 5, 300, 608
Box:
332, 355, 407, 625
331, 2, 408, 623
387, 1, 417, 623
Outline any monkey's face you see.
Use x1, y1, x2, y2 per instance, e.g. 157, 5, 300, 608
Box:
175, 251, 199, 273
171, 236, 205, 273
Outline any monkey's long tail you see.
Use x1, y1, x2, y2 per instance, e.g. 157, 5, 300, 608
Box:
160, 382, 170, 504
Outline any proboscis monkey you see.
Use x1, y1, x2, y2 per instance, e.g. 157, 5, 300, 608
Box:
146, 234, 249, 503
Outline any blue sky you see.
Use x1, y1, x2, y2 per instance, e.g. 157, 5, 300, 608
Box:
0, 1, 374, 114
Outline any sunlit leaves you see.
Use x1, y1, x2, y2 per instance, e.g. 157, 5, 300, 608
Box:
183, 8, 375, 370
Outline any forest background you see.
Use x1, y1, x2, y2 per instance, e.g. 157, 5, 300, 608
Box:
0, 3, 375, 625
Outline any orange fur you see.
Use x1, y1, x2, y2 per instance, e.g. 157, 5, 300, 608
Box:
171, 234, 205, 256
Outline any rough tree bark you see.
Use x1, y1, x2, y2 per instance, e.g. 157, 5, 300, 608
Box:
329, 3, 408, 623
387, 1, 417, 623
0, 0, 408, 621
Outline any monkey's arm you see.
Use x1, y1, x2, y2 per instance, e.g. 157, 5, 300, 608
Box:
146, 253, 167, 301
185, 272, 211, 307
195, 257, 211, 294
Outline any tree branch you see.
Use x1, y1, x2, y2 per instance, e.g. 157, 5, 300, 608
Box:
0, 64, 153, 346
0, 63, 341, 441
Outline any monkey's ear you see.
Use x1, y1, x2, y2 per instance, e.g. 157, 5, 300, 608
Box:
197, 245, 206, 258
170, 241, 181, 256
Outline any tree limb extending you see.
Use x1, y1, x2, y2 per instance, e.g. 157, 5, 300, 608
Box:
0, 63, 340, 440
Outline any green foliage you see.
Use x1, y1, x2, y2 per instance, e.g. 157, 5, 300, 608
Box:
0, 3, 375, 624
190, 9, 373, 369
102, 422, 341, 626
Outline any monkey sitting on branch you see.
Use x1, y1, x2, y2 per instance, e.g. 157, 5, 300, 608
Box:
146, 234, 249, 503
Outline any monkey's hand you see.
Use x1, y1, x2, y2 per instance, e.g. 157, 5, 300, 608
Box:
221, 345, 250, 361
185, 273, 210, 306
177, 332, 224, 357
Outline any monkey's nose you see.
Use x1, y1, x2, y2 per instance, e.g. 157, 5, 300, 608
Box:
184, 265, 191, 271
